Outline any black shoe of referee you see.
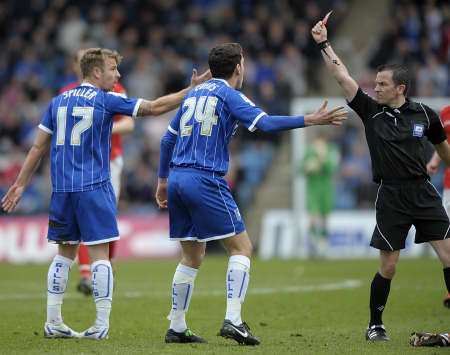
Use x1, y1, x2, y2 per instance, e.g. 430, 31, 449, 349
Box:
165, 328, 207, 343
219, 320, 260, 345
366, 324, 390, 342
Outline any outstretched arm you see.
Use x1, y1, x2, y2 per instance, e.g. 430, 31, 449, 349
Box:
112, 116, 135, 134
137, 69, 211, 116
311, 12, 359, 101
255, 100, 347, 132
1, 129, 51, 212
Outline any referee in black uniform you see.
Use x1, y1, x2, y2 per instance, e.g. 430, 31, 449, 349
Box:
311, 13, 450, 342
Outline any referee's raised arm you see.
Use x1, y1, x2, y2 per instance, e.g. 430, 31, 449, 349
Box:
311, 12, 359, 102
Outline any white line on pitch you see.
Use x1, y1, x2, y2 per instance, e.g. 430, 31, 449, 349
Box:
0, 279, 362, 301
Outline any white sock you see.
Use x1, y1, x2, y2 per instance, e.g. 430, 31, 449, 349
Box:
225, 255, 250, 326
47, 254, 73, 324
168, 263, 198, 332
91, 260, 113, 328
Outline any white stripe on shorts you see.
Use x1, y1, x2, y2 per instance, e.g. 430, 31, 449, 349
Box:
170, 231, 238, 242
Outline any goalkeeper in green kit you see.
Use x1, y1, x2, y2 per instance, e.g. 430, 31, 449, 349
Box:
300, 134, 339, 255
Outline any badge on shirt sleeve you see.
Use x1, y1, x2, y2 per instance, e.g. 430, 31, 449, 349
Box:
413, 123, 424, 137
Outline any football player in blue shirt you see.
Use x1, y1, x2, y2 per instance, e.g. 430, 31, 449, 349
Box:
1, 48, 210, 340
156, 43, 347, 345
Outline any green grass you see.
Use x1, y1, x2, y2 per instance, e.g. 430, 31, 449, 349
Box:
0, 256, 448, 354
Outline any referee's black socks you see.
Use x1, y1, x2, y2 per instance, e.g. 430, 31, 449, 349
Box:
444, 267, 450, 293
369, 272, 391, 326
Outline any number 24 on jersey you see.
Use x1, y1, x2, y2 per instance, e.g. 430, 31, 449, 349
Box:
180, 96, 218, 137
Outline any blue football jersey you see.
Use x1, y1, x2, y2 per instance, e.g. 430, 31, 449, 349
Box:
39, 83, 141, 192
169, 78, 267, 175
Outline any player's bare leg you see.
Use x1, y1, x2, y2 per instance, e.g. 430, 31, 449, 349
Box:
76, 243, 92, 296
109, 157, 121, 288
309, 214, 328, 257
430, 239, 450, 308
44, 244, 80, 338
165, 241, 206, 343
80, 243, 113, 340
109, 241, 117, 291
366, 250, 399, 342
219, 231, 260, 345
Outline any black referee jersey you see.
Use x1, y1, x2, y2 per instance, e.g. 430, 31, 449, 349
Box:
348, 88, 447, 183
348, 88, 450, 250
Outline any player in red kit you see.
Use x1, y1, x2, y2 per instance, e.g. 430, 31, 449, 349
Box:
60, 50, 134, 295
426, 105, 450, 308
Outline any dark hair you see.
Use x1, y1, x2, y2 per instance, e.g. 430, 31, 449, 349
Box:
208, 43, 243, 79
377, 64, 410, 96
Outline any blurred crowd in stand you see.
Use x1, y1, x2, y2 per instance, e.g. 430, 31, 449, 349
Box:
1, 0, 448, 215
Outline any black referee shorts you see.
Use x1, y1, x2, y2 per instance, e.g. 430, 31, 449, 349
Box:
371, 179, 450, 251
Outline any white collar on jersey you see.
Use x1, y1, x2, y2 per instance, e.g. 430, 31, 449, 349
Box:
212, 78, 231, 87
80, 82, 96, 88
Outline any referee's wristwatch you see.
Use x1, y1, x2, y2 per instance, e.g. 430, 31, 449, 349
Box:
318, 40, 331, 50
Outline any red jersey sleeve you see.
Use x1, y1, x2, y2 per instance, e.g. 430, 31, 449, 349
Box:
59, 81, 79, 94
440, 106, 450, 138
110, 82, 129, 160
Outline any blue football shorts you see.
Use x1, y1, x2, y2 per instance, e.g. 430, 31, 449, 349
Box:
47, 181, 119, 245
168, 167, 246, 242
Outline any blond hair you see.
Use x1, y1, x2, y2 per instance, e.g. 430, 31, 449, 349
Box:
79, 48, 122, 79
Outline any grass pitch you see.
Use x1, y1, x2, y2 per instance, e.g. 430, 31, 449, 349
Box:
0, 256, 448, 354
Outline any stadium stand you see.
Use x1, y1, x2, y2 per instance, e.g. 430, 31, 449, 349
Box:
0, 0, 347, 214
1, 0, 447, 214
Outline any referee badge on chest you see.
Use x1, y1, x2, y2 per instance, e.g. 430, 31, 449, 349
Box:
413, 123, 424, 137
